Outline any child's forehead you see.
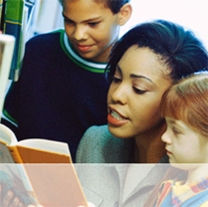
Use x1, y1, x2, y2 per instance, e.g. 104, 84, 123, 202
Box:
62, 0, 110, 12
62, 0, 108, 6
62, 0, 114, 21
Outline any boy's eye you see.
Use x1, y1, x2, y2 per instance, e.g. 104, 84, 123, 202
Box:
64, 19, 74, 25
88, 22, 99, 27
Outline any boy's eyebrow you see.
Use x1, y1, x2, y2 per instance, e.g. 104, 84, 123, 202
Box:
62, 13, 74, 21
62, 13, 102, 22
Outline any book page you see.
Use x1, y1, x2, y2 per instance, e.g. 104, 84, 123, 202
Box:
0, 143, 14, 162
0, 123, 17, 145
0, 124, 18, 163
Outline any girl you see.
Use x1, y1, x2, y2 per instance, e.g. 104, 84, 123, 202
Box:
146, 71, 208, 207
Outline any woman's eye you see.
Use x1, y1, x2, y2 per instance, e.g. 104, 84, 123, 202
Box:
112, 76, 121, 83
133, 87, 146, 94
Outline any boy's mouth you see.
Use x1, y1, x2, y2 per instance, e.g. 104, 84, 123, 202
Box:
77, 44, 92, 52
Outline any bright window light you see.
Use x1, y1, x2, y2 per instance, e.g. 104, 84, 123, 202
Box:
120, 0, 208, 49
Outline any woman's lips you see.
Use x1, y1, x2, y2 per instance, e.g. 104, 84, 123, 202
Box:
107, 110, 128, 127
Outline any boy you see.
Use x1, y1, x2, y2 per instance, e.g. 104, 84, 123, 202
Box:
2, 0, 132, 161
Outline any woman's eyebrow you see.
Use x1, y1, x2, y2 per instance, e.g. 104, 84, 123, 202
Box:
117, 64, 154, 84
130, 74, 154, 84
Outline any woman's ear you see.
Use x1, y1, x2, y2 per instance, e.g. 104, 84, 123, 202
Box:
117, 3, 132, 26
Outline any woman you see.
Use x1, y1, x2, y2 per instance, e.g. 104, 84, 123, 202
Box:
75, 20, 208, 207
76, 19, 208, 164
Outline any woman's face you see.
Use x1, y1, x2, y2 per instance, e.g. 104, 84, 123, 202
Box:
107, 46, 173, 139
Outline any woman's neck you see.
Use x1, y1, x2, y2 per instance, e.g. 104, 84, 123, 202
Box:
134, 122, 167, 163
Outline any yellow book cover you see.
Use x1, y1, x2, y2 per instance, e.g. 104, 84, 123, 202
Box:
0, 123, 71, 163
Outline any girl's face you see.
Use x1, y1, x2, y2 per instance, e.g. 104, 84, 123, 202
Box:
62, 0, 122, 62
161, 117, 208, 164
107, 46, 172, 139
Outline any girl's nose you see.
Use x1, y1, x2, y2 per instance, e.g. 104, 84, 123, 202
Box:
161, 128, 172, 144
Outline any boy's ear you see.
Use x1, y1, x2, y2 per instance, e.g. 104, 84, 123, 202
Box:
117, 3, 132, 26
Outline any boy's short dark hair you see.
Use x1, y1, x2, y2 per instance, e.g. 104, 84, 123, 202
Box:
58, 0, 130, 14
102, 0, 131, 14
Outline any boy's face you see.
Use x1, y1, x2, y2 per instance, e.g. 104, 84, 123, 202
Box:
62, 0, 121, 62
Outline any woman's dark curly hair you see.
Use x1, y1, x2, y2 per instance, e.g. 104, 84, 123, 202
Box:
106, 19, 208, 82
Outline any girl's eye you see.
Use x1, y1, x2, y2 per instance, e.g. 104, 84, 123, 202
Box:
133, 87, 147, 94
172, 127, 181, 135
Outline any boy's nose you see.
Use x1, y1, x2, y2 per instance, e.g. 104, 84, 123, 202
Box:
73, 25, 87, 41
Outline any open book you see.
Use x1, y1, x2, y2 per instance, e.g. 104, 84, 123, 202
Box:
0, 124, 88, 206
0, 123, 72, 163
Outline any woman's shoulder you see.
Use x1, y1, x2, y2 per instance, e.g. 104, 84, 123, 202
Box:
84, 124, 109, 135
76, 125, 113, 163
76, 125, 134, 163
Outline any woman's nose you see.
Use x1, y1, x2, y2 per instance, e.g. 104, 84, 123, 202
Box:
109, 83, 127, 105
